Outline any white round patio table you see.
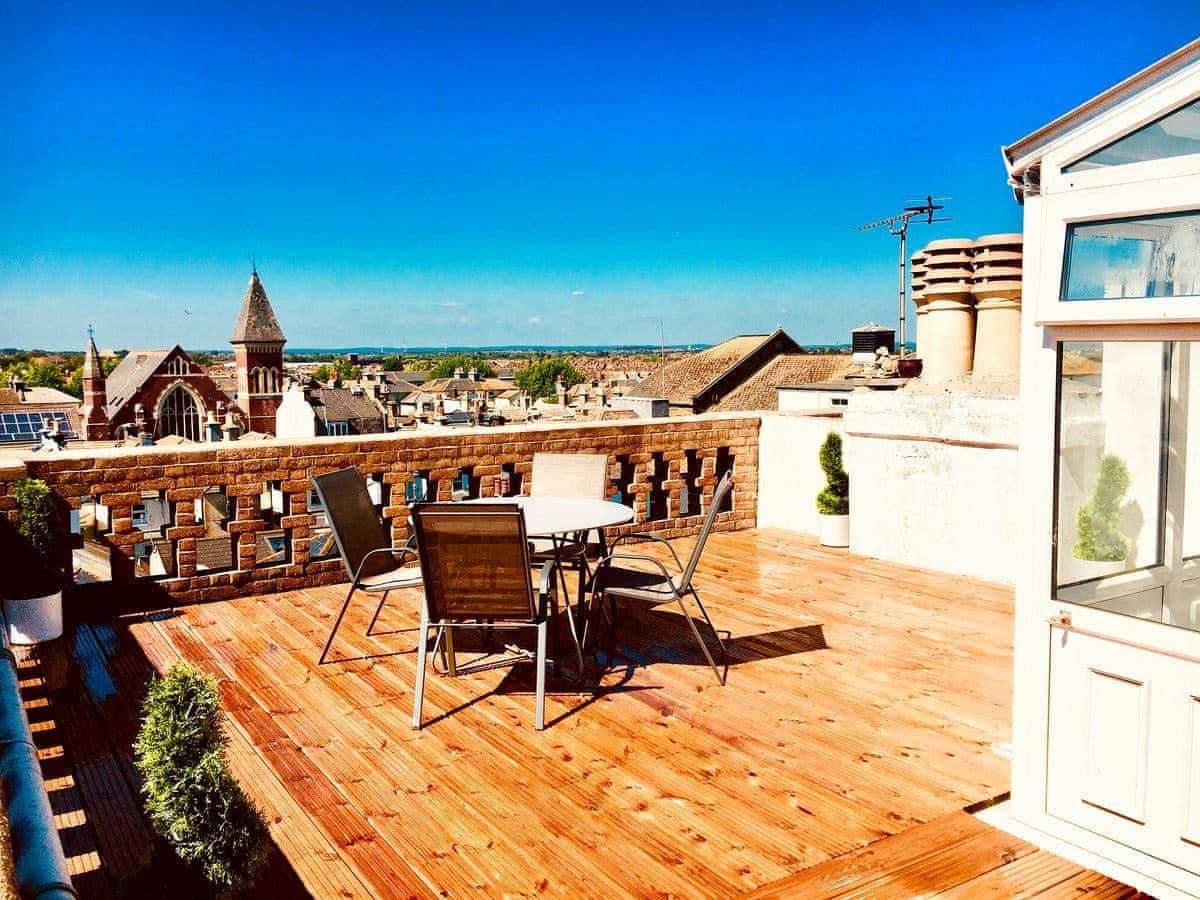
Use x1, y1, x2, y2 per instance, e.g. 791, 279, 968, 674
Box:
463, 496, 634, 675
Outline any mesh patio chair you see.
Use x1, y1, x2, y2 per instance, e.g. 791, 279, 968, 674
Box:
410, 503, 559, 730
311, 468, 422, 665
528, 452, 610, 570
590, 470, 733, 685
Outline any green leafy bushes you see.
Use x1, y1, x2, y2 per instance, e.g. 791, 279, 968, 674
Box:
10, 478, 66, 599
816, 432, 849, 516
133, 664, 270, 892
1074, 453, 1131, 562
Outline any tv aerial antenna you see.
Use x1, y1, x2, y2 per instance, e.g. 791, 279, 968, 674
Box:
857, 195, 951, 359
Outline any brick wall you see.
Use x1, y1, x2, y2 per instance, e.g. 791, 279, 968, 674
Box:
0, 414, 759, 610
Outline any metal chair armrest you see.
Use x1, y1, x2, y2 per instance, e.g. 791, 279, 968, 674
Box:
609, 534, 685, 570
594, 551, 678, 585
351, 546, 419, 587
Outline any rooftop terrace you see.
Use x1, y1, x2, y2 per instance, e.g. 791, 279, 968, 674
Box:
20, 527, 1138, 897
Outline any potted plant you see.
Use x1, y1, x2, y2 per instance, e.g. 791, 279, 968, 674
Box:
3, 478, 67, 644
1072, 453, 1130, 580
816, 431, 850, 547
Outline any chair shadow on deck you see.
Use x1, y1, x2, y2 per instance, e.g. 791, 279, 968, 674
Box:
597, 599, 828, 674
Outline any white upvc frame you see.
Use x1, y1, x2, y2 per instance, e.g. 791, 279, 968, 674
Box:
1010, 56, 1200, 895
1026, 63, 1200, 326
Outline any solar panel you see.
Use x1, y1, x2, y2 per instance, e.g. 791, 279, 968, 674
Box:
0, 411, 78, 443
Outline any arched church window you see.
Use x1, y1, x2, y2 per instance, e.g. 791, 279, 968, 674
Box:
158, 386, 201, 441
166, 358, 190, 376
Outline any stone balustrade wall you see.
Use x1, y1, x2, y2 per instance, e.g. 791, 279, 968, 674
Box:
0, 415, 759, 609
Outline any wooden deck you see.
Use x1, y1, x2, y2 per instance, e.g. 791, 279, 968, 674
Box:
22, 528, 1139, 897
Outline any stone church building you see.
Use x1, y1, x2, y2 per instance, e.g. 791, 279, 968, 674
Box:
81, 272, 286, 442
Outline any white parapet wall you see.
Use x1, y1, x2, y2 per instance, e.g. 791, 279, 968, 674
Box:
758, 388, 1021, 584
757, 412, 845, 536
843, 387, 1020, 584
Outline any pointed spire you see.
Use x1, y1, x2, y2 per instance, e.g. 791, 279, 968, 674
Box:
83, 325, 103, 379
230, 271, 286, 345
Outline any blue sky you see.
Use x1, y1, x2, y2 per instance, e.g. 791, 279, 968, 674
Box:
2, 3, 1197, 351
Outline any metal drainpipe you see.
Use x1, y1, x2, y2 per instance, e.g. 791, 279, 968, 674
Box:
0, 622, 77, 898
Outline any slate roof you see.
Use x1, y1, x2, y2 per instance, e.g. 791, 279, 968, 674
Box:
103, 348, 175, 417
230, 273, 286, 344
712, 354, 853, 412
82, 334, 104, 380
310, 387, 385, 425
627, 329, 802, 406
0, 385, 83, 437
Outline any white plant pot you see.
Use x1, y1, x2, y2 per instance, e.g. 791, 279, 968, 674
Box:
818, 513, 850, 548
1068, 557, 1125, 583
4, 590, 64, 645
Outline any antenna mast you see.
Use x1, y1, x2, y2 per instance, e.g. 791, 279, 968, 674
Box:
857, 196, 950, 359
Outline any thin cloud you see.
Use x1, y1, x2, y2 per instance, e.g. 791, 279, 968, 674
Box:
570, 290, 585, 297
528, 316, 542, 324
439, 301, 462, 309
458, 315, 468, 324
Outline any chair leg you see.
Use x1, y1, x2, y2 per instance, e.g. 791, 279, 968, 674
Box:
365, 591, 390, 637
443, 627, 457, 676
550, 593, 562, 677
412, 607, 431, 729
535, 620, 547, 730
676, 588, 727, 686
319, 584, 357, 665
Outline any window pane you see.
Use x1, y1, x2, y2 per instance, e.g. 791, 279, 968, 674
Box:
1064, 98, 1200, 172
1062, 211, 1200, 302
1056, 342, 1166, 587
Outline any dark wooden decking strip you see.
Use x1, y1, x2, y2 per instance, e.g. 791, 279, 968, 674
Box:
24, 528, 1135, 896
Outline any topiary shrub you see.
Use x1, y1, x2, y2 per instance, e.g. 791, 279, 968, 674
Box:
816, 432, 849, 516
133, 664, 270, 892
1073, 453, 1131, 562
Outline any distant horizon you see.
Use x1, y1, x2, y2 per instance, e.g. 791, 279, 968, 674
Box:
2, 340, 880, 358
4, 4, 1198, 348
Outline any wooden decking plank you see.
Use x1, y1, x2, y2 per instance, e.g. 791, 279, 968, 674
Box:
931, 846, 1130, 898
38, 528, 1139, 897
149, 611, 438, 899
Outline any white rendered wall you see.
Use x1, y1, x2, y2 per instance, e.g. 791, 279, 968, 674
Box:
758, 393, 1020, 584
757, 413, 844, 535
777, 388, 851, 412
275, 387, 318, 439
843, 389, 1020, 584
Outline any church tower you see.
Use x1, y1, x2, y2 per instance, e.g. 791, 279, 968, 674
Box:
230, 270, 286, 435
81, 326, 109, 441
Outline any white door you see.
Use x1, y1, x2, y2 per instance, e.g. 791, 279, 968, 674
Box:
1046, 340, 1200, 872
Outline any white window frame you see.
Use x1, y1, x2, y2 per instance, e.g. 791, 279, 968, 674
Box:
1028, 67, 1200, 326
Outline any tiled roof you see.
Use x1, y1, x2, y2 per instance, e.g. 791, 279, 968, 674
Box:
712, 354, 853, 412
1061, 351, 1102, 376
627, 330, 800, 405
230, 273, 286, 344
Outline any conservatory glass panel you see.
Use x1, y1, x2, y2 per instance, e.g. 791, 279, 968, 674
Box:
1062, 210, 1200, 302
1063, 98, 1200, 172
1056, 341, 1166, 588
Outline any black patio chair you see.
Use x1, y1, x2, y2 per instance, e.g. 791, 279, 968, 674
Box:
311, 467, 422, 664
